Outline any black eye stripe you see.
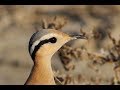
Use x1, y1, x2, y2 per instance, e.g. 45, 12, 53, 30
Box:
31, 39, 49, 60
49, 37, 57, 43
31, 37, 57, 60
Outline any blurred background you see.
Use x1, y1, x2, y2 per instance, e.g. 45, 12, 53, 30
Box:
0, 5, 120, 85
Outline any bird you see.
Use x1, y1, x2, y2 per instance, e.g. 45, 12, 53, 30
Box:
25, 28, 87, 85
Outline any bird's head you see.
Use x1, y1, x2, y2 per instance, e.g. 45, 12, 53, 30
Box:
29, 29, 87, 61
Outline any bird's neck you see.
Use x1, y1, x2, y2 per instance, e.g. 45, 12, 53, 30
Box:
25, 56, 55, 85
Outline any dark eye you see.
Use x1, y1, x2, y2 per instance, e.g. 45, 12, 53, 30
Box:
49, 37, 57, 43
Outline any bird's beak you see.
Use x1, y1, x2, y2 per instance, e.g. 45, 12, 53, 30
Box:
70, 34, 87, 40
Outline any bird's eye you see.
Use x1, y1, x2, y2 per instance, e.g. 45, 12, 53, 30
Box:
49, 37, 57, 43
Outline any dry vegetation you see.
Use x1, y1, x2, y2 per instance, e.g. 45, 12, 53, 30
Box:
0, 5, 120, 85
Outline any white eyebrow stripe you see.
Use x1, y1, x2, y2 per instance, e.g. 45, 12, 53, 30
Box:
30, 33, 57, 55
30, 40, 40, 54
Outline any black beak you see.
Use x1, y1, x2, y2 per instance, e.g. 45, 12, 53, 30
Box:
70, 34, 87, 40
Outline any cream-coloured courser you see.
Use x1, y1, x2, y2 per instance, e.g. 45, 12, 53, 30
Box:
25, 29, 86, 85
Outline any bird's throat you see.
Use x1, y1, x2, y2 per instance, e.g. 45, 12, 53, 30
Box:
25, 56, 55, 85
